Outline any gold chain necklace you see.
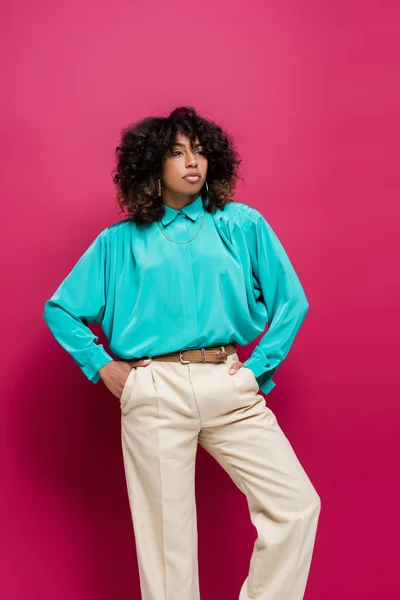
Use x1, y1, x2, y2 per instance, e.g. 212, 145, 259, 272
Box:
156, 208, 206, 244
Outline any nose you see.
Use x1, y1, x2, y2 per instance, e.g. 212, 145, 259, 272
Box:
186, 152, 198, 168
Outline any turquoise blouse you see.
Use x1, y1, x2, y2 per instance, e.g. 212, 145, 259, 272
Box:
43, 194, 309, 396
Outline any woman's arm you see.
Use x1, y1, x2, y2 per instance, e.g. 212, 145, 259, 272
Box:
43, 228, 114, 383
242, 212, 309, 395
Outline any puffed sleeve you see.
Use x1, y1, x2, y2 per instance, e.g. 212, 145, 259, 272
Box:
242, 212, 309, 395
43, 228, 114, 383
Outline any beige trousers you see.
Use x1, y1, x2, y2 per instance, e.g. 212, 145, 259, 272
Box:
120, 351, 321, 600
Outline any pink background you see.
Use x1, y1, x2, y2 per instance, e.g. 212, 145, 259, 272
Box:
1, 0, 399, 598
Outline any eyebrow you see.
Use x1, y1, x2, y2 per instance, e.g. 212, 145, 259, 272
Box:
172, 142, 203, 148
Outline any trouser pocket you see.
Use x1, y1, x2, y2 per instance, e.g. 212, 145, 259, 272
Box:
119, 367, 136, 414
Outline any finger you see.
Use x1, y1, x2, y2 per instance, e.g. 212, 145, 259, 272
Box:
140, 358, 152, 365
229, 361, 242, 374
126, 357, 151, 367
134, 358, 152, 367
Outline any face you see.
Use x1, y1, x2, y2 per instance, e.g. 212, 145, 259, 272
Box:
161, 132, 208, 199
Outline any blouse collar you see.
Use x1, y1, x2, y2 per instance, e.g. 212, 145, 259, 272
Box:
160, 193, 206, 227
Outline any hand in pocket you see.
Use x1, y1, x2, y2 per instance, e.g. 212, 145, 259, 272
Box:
98, 358, 152, 398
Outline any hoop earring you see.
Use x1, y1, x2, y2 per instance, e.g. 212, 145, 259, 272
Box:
205, 181, 209, 193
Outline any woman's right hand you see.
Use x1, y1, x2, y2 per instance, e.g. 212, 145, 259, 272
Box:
98, 358, 152, 399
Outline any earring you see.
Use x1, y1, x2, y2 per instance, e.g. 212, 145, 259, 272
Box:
158, 179, 162, 197
205, 181, 209, 193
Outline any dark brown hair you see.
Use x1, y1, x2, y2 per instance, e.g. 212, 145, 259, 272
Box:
112, 105, 243, 223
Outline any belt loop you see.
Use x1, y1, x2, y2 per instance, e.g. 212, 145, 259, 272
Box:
201, 347, 206, 363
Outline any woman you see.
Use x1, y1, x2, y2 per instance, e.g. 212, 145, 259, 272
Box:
43, 105, 321, 600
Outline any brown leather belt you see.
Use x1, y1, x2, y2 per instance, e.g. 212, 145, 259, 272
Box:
151, 343, 237, 364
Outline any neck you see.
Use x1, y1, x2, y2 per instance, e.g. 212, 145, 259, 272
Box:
161, 189, 201, 210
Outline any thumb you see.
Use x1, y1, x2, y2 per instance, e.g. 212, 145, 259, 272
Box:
140, 358, 152, 365
126, 357, 152, 368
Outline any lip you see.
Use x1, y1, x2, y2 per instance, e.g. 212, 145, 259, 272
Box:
183, 175, 201, 182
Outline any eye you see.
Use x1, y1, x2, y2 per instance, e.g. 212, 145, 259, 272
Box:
170, 149, 205, 157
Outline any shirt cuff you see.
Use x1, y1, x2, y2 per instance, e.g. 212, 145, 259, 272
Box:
242, 347, 277, 396
242, 346, 271, 377
81, 344, 114, 383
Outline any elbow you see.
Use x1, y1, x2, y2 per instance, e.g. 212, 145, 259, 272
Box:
43, 299, 52, 321
43, 300, 50, 322
43, 298, 57, 325
295, 289, 309, 319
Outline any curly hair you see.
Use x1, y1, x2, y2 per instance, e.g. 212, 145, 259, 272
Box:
112, 105, 243, 223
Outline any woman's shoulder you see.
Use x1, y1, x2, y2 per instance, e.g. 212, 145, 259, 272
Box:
103, 218, 137, 241
107, 218, 133, 232
219, 199, 265, 227
88, 218, 134, 250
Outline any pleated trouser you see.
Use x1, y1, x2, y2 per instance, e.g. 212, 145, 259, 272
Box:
120, 351, 321, 600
